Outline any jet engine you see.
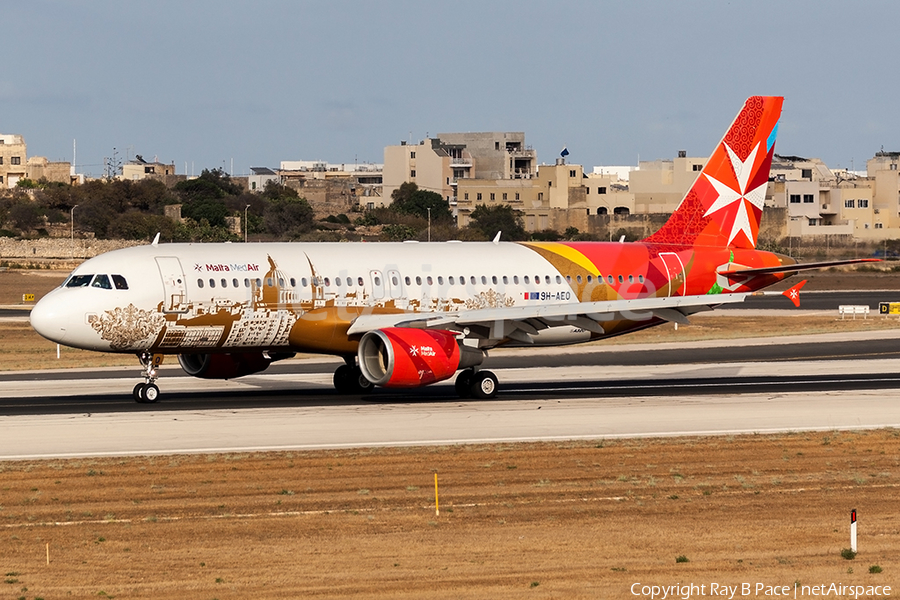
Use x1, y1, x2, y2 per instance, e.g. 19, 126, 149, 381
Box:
178, 352, 293, 379
358, 328, 467, 388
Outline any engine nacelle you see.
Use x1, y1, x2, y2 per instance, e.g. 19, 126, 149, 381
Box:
358, 328, 461, 388
178, 352, 289, 379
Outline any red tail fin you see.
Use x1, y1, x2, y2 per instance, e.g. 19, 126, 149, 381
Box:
644, 96, 783, 249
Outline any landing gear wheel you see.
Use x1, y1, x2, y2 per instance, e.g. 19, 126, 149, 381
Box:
133, 352, 164, 404
133, 383, 146, 403
455, 370, 473, 399
470, 370, 498, 400
143, 383, 160, 403
333, 364, 374, 395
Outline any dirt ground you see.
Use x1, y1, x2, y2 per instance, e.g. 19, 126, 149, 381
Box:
1, 431, 898, 598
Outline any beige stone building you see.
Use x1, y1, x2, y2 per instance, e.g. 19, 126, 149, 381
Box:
279, 160, 383, 216
0, 134, 76, 187
122, 156, 176, 180
382, 133, 536, 209
0, 134, 27, 188
456, 160, 633, 232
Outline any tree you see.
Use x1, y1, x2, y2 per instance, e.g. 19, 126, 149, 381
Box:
390, 182, 452, 222
467, 204, 526, 241
263, 196, 314, 238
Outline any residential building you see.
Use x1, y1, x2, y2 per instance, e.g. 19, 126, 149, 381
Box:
382, 133, 536, 210
279, 160, 384, 216
122, 155, 176, 181
0, 134, 27, 188
249, 167, 279, 191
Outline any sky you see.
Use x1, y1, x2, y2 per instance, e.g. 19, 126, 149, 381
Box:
5, 0, 898, 178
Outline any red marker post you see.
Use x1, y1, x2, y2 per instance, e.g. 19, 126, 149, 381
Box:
850, 509, 857, 553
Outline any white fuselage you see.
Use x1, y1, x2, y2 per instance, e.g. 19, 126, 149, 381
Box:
31, 241, 592, 354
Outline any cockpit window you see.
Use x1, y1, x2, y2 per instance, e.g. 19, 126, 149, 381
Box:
91, 274, 112, 289
112, 274, 129, 290
66, 274, 93, 288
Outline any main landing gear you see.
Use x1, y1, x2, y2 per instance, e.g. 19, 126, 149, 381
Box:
454, 368, 499, 400
333, 358, 374, 394
133, 352, 164, 403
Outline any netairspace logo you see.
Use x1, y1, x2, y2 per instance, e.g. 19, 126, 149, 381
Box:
630, 582, 892, 599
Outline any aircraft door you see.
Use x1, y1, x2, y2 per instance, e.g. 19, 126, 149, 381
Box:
155, 256, 189, 313
386, 269, 404, 300
369, 270, 385, 300
658, 252, 686, 297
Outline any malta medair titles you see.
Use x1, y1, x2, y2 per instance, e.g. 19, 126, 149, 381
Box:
630, 581, 892, 599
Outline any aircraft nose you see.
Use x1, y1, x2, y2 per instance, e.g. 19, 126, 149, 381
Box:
30, 292, 69, 344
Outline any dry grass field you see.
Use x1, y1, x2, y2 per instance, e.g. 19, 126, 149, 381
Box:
1, 431, 898, 599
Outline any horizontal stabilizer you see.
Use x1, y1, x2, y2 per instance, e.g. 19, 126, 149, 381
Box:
718, 258, 880, 278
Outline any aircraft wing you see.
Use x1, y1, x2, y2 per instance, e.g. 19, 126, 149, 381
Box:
346, 292, 750, 344
718, 258, 879, 278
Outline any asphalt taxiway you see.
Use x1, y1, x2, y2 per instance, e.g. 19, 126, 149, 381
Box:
2, 329, 899, 460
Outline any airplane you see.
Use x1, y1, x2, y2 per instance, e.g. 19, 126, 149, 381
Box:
30, 96, 877, 403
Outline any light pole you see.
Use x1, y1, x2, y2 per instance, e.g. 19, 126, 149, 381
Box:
244, 204, 250, 243
70, 204, 79, 258
427, 207, 431, 242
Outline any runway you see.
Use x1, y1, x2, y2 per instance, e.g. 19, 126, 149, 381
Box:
2, 328, 900, 460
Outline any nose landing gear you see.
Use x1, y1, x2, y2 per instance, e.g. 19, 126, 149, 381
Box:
133, 352, 165, 403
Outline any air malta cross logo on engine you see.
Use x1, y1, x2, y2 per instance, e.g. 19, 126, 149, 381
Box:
194, 263, 261, 272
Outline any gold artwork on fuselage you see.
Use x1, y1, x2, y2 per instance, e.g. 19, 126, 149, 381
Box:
465, 289, 516, 310
90, 303, 166, 351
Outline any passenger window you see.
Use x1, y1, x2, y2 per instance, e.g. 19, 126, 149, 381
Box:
405, 276, 411, 285
374, 276, 381, 286
424, 276, 431, 285
324, 277, 331, 287
416, 276, 422, 285
576, 275, 583, 284
492, 276, 498, 285
358, 277, 364, 286
608, 275, 614, 284
256, 278, 262, 287
279, 278, 285, 287
618, 275, 624, 283
245, 278, 251, 287
300, 278, 308, 287
392, 276, 399, 286
545, 275, 551, 284
198, 279, 204, 288
221, 278, 227, 288
502, 276, 508, 285
209, 279, 216, 288
534, 276, 540, 285
267, 278, 274, 287
524, 276, 530, 284
449, 276, 455, 285
470, 276, 476, 285
628, 275, 634, 283
66, 274, 93, 288
112, 274, 129, 290
639, 275, 645, 283
513, 276, 519, 284
481, 276, 487, 285
566, 275, 572, 283
290, 278, 296, 287
555, 275, 562, 284
232, 278, 239, 288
